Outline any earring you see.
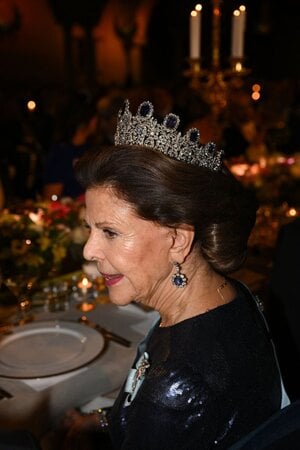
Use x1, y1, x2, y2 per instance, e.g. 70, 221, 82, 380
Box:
171, 262, 187, 288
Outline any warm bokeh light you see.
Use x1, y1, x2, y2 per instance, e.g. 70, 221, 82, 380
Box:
195, 4, 202, 12
252, 83, 261, 92
287, 208, 297, 217
239, 5, 246, 12
191, 10, 197, 18
233, 10, 240, 17
27, 100, 36, 111
76, 302, 95, 312
234, 62, 243, 72
251, 91, 260, 101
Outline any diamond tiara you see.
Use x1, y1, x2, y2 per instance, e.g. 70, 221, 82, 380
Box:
114, 99, 224, 172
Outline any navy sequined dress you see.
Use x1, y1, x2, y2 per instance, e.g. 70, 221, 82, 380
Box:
109, 281, 282, 449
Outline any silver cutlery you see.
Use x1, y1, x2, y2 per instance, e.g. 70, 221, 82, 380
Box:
78, 316, 131, 347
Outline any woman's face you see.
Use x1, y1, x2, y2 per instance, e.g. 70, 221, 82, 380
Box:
83, 186, 175, 306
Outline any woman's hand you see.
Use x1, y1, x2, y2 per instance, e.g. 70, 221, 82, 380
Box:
60, 408, 100, 450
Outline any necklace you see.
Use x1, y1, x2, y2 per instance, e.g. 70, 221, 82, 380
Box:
159, 278, 228, 328
216, 279, 228, 302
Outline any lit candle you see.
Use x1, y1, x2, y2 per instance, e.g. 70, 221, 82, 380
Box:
195, 4, 202, 59
78, 276, 92, 295
189, 9, 201, 59
231, 9, 243, 58
239, 5, 247, 35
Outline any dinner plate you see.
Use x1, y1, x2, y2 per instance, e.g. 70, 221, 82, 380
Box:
0, 320, 106, 378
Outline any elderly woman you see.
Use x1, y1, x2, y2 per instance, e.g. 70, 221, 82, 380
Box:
62, 100, 286, 449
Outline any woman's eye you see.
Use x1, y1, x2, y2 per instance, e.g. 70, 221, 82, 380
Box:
103, 228, 117, 239
82, 222, 91, 232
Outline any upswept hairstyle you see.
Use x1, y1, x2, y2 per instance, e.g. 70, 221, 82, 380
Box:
75, 145, 258, 274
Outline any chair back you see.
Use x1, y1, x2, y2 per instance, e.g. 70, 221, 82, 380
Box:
229, 400, 300, 449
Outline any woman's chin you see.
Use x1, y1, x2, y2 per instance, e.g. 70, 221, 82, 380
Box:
108, 293, 133, 307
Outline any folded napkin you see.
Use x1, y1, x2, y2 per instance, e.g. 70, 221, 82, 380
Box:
22, 366, 88, 392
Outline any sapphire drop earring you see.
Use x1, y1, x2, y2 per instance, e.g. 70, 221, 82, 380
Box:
171, 262, 187, 288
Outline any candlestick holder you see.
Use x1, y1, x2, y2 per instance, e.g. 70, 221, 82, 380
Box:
183, 66, 246, 118
184, 58, 202, 90
185, 0, 250, 122
184, 56, 250, 121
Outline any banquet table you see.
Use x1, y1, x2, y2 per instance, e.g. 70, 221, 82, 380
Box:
0, 294, 159, 441
0, 258, 268, 445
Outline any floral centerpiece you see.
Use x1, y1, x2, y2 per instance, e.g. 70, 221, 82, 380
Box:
0, 198, 88, 281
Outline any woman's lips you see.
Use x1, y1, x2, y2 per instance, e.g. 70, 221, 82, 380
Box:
101, 273, 123, 287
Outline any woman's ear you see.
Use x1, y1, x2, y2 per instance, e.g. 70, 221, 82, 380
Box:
169, 225, 195, 262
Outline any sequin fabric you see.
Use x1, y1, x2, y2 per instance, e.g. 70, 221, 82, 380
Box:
109, 280, 282, 449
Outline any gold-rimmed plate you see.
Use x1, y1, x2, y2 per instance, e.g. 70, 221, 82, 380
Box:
0, 320, 106, 378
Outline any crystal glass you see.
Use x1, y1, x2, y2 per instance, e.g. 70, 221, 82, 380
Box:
3, 274, 37, 324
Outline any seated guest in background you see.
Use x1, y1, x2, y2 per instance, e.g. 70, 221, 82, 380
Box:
42, 94, 98, 200
61, 100, 287, 449
266, 217, 300, 401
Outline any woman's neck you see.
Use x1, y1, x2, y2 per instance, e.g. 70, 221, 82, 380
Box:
158, 266, 236, 328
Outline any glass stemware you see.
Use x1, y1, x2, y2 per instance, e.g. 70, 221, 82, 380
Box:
3, 274, 37, 325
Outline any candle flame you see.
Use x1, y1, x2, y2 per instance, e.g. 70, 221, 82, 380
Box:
191, 10, 197, 17
235, 62, 243, 72
195, 4, 202, 11
82, 277, 89, 287
233, 10, 240, 17
239, 5, 246, 12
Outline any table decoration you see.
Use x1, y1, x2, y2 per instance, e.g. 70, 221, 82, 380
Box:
0, 197, 89, 315
0, 197, 87, 282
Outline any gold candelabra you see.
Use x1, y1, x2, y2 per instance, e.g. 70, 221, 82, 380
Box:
186, 0, 250, 119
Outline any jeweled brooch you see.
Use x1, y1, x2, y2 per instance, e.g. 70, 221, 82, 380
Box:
124, 351, 150, 406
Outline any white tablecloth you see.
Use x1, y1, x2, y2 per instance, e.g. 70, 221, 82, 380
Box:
0, 300, 158, 438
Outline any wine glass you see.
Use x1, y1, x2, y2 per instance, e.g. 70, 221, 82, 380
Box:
3, 274, 37, 325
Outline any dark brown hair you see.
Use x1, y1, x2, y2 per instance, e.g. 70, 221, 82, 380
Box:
75, 145, 258, 274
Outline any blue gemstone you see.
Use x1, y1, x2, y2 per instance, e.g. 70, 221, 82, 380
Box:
173, 275, 184, 286
165, 114, 179, 130
189, 128, 200, 143
139, 102, 151, 117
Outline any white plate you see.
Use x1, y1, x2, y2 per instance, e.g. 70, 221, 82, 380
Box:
0, 320, 106, 378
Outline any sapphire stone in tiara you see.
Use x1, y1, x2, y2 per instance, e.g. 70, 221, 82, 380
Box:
164, 113, 180, 130
138, 101, 153, 118
114, 99, 224, 171
188, 128, 200, 143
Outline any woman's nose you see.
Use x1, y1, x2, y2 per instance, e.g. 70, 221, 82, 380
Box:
83, 235, 104, 262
